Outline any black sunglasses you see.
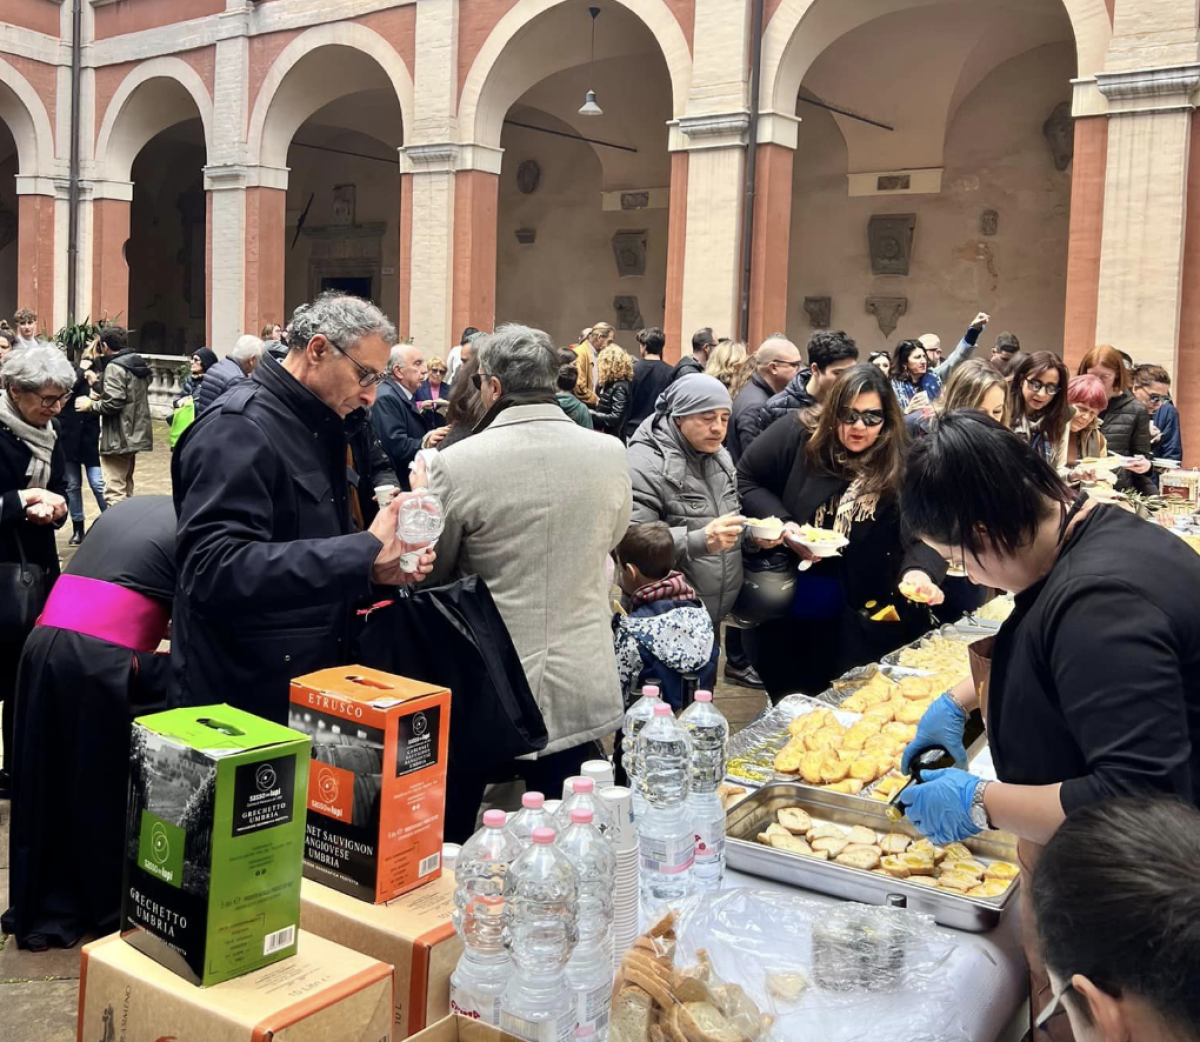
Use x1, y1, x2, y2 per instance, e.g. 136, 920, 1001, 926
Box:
1026, 377, 1060, 396
329, 340, 387, 388
839, 408, 885, 427
1148, 392, 1172, 405
471, 372, 494, 391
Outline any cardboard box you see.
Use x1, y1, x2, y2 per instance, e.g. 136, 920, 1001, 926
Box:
288, 666, 451, 903
410, 1016, 522, 1042
123, 704, 311, 987
78, 930, 393, 1042
299, 874, 463, 1038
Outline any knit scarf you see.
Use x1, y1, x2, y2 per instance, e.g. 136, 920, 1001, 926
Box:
631, 571, 698, 607
814, 475, 878, 537
0, 389, 56, 488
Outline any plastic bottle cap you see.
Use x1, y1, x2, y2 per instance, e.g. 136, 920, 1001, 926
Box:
482, 810, 506, 828
522, 792, 545, 808
572, 777, 595, 793
653, 703, 672, 716
643, 686, 660, 697
695, 690, 713, 702
531, 827, 556, 844
570, 808, 593, 824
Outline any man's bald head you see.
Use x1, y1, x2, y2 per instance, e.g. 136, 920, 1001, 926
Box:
390, 342, 427, 393
756, 335, 803, 392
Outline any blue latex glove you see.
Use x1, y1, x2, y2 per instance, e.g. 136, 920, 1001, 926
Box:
900, 693, 968, 775
895, 768, 982, 845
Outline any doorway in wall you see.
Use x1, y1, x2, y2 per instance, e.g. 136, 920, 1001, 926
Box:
321, 275, 372, 298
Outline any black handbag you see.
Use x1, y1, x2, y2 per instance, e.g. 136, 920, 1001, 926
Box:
0, 525, 49, 644
355, 574, 549, 773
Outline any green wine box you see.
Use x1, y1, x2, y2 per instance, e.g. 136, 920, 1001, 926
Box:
122, 704, 311, 987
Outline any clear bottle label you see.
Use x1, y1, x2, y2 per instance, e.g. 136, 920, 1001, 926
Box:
450, 986, 502, 1026
694, 821, 725, 866
640, 833, 695, 875
576, 983, 611, 1038
500, 1006, 576, 1042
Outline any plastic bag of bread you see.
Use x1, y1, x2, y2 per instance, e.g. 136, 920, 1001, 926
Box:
612, 891, 966, 1042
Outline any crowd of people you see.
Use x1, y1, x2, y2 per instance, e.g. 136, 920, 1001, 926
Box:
1, 294, 1199, 1042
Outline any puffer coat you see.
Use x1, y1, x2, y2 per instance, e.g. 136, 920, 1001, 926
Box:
626, 412, 743, 625
1100, 390, 1155, 494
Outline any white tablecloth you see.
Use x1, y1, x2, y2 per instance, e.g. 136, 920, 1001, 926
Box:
721, 869, 1029, 1042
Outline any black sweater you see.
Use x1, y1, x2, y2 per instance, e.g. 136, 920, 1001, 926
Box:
986, 504, 1200, 811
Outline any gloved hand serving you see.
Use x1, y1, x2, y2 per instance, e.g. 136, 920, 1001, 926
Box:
900, 693, 968, 775
895, 768, 982, 845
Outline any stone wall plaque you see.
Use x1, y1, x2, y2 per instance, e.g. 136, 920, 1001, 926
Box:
515, 228, 536, 244
868, 214, 915, 276
614, 295, 643, 331
803, 296, 831, 329
517, 160, 541, 195
865, 295, 908, 338
981, 210, 998, 236
876, 174, 910, 192
332, 184, 356, 226
612, 230, 648, 277
620, 192, 650, 210
1042, 102, 1073, 171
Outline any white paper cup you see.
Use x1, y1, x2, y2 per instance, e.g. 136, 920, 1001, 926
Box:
600, 786, 636, 850
374, 484, 398, 508
582, 759, 615, 789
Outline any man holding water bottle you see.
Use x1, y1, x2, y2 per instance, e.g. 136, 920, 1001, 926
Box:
172, 292, 436, 723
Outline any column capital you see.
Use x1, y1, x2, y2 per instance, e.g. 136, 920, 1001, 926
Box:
202, 164, 289, 191
399, 143, 503, 176
14, 175, 63, 197
669, 112, 751, 153
755, 111, 801, 151
1096, 63, 1200, 115
83, 178, 135, 203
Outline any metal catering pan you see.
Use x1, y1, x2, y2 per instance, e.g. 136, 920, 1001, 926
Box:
726, 783, 1020, 933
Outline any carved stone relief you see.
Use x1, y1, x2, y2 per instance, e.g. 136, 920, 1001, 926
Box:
332, 184, 356, 226
865, 296, 908, 338
612, 230, 648, 277
1042, 102, 1074, 171
515, 228, 536, 244
620, 192, 650, 210
803, 296, 831, 328
614, 295, 643, 330
867, 214, 915, 276
517, 160, 541, 195
981, 210, 999, 237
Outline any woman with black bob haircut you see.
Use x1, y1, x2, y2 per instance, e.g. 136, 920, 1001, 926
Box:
1032, 797, 1200, 1042
737, 362, 938, 701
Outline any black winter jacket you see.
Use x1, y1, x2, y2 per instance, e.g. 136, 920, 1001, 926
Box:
590, 380, 632, 438
0, 420, 67, 581
171, 352, 382, 722
58, 369, 101, 467
730, 372, 774, 461
195, 356, 247, 414
737, 369, 817, 450
1099, 390, 1155, 494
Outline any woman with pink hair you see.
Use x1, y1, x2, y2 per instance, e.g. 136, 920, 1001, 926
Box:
1065, 373, 1109, 483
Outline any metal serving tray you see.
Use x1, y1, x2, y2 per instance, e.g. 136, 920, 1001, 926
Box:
725, 783, 1020, 933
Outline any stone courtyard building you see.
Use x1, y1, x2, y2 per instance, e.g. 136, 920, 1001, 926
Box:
1, 0, 1198, 455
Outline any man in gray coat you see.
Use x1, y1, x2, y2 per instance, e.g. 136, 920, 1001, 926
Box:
426, 324, 632, 806
74, 325, 152, 505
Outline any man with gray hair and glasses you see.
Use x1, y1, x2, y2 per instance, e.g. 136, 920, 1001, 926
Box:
195, 333, 267, 413
172, 292, 435, 721
421, 323, 632, 834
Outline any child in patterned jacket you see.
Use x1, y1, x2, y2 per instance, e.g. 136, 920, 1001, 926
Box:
612, 521, 718, 711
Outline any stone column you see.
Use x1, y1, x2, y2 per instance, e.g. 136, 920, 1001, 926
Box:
1093, 65, 1200, 370
746, 112, 800, 350
13, 181, 58, 330
398, 171, 414, 338
1062, 94, 1108, 368
452, 165, 499, 340
89, 181, 132, 323
664, 152, 689, 362
673, 114, 750, 344
204, 166, 249, 354
401, 145, 458, 352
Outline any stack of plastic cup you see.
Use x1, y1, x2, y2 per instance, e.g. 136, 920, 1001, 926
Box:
582, 760, 615, 791
598, 785, 639, 972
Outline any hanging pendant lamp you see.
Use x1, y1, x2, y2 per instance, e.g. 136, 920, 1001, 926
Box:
579, 7, 603, 116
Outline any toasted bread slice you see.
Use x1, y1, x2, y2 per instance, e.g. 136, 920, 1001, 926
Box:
836, 846, 882, 871
811, 836, 849, 856
967, 879, 1013, 898
612, 987, 656, 1042
820, 752, 851, 784
799, 749, 825, 785
952, 859, 987, 880
897, 851, 936, 876
806, 823, 846, 843
845, 825, 879, 847
879, 833, 911, 855
625, 962, 675, 1010
935, 872, 978, 893
822, 778, 865, 795
769, 832, 813, 855
862, 703, 896, 725
942, 842, 973, 861
757, 823, 791, 846
777, 806, 813, 835
880, 855, 910, 878
773, 741, 804, 775
984, 860, 1019, 882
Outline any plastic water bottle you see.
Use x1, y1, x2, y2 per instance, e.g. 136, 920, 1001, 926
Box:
397, 491, 444, 572
450, 810, 523, 1025
621, 686, 661, 819
636, 704, 694, 915
507, 792, 555, 847
556, 778, 614, 841
501, 828, 580, 1042
560, 809, 616, 1041
679, 690, 729, 890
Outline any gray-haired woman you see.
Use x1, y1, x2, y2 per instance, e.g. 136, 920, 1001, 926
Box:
0, 344, 73, 797
627, 373, 745, 626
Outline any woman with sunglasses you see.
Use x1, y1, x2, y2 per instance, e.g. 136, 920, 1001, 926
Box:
1008, 351, 1072, 471
1078, 344, 1155, 494
737, 363, 936, 700
415, 354, 451, 427
1032, 797, 1200, 1042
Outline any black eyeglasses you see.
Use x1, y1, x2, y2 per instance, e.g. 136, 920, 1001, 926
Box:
772, 359, 802, 370
839, 408, 885, 427
329, 341, 387, 388
1034, 980, 1077, 1030
1148, 392, 1172, 405
1026, 377, 1061, 396
28, 390, 72, 409
471, 372, 494, 391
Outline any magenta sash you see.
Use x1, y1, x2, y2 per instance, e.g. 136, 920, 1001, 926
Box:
37, 574, 169, 652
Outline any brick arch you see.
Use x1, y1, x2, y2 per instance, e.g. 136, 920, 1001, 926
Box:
0, 56, 56, 175
246, 22, 414, 170
760, 0, 1111, 117
94, 57, 214, 181
458, 0, 691, 151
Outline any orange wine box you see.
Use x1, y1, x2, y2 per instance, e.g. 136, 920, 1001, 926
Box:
288, 666, 451, 903
300, 874, 462, 1038
77, 930, 393, 1042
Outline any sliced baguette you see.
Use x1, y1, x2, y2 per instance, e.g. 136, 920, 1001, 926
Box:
678, 1001, 746, 1042
776, 806, 813, 835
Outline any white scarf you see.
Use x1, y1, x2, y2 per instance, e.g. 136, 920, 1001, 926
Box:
0, 388, 57, 488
